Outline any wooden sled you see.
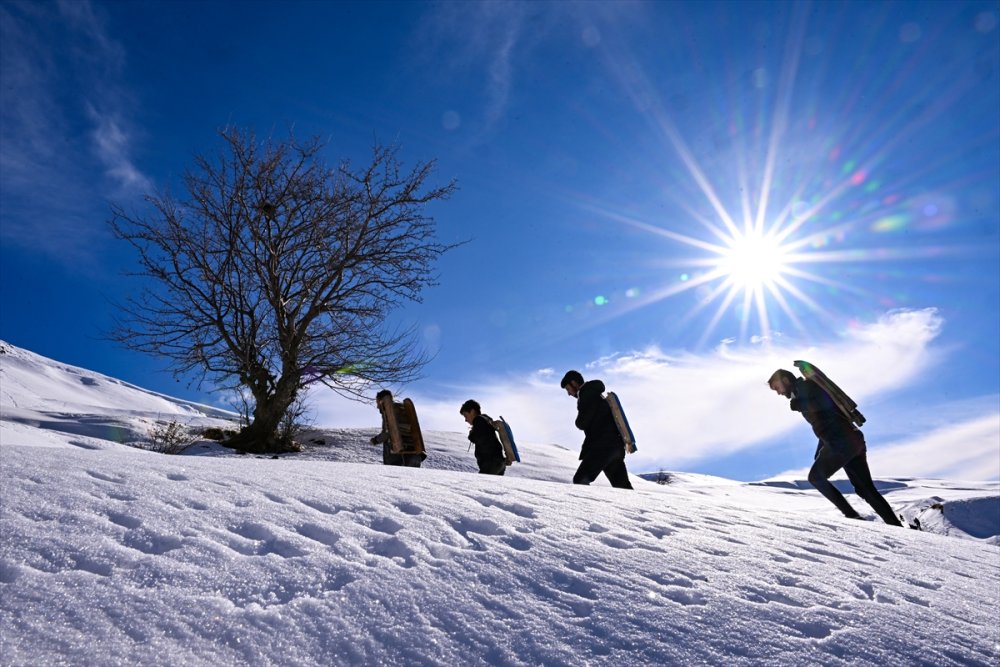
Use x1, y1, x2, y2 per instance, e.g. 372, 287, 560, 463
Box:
793, 360, 866, 427
606, 392, 638, 454
377, 394, 426, 455
401, 398, 426, 456
493, 416, 521, 464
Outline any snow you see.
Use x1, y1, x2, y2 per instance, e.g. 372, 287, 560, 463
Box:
1, 341, 998, 666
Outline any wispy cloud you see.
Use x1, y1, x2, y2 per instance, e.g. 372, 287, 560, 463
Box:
411, 2, 532, 137
0, 0, 149, 262
411, 1, 635, 140
866, 413, 1000, 481
86, 105, 152, 194
305, 308, 997, 480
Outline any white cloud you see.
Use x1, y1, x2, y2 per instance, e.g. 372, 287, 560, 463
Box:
87, 106, 152, 194
309, 309, 969, 476
866, 413, 1000, 481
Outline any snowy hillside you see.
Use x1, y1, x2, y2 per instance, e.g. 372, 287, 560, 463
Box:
1, 341, 998, 666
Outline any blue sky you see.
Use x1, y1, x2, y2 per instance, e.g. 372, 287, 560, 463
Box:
2, 0, 998, 481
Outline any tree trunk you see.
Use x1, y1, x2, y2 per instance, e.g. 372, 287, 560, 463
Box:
226, 386, 297, 454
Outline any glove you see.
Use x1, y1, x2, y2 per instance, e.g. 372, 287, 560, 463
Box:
370, 436, 378, 445
789, 398, 802, 411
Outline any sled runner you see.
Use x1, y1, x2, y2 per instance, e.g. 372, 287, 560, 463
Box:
493, 416, 521, 464
793, 360, 866, 427
606, 391, 638, 454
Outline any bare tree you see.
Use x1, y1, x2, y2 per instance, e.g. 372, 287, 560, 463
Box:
110, 128, 457, 453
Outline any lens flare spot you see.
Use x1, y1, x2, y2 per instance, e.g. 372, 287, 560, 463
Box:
594, 295, 608, 306
975, 11, 997, 33
871, 215, 908, 232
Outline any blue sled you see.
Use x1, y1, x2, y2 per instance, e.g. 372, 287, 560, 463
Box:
606, 392, 637, 454
496, 416, 521, 463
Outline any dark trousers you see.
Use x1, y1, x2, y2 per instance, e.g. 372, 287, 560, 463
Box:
574, 448, 633, 489
478, 459, 506, 475
383, 442, 423, 467
809, 446, 901, 525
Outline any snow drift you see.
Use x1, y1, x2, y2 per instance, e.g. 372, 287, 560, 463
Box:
1, 341, 998, 666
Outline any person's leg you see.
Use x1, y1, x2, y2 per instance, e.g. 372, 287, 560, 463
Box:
843, 454, 902, 526
383, 442, 403, 466
602, 453, 633, 489
478, 460, 505, 475
808, 445, 861, 518
573, 453, 605, 485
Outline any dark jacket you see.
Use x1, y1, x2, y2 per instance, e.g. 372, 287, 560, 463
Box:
790, 377, 865, 457
574, 379, 624, 459
468, 414, 506, 470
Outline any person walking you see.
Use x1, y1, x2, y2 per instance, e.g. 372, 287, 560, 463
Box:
459, 399, 507, 475
371, 389, 426, 467
768, 368, 901, 526
560, 370, 633, 489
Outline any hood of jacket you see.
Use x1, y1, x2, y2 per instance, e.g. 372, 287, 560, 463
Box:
579, 379, 606, 399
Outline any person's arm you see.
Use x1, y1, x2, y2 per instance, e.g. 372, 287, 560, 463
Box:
575, 392, 600, 431
789, 380, 833, 414
371, 415, 389, 444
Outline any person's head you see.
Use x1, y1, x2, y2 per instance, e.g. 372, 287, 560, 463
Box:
375, 389, 392, 410
459, 399, 481, 425
767, 369, 796, 398
560, 370, 584, 398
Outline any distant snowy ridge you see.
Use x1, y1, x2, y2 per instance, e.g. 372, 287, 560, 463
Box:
0, 340, 235, 419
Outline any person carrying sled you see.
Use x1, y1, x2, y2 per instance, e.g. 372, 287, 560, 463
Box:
459, 399, 507, 475
768, 369, 901, 526
560, 370, 633, 489
371, 390, 426, 467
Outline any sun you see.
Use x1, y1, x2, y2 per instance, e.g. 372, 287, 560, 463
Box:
716, 230, 789, 290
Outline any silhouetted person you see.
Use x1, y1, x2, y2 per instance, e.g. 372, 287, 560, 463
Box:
768, 369, 901, 526
371, 389, 425, 467
560, 370, 633, 489
459, 399, 507, 475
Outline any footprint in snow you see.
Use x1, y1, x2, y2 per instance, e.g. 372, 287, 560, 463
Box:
472, 496, 537, 519
296, 522, 341, 547
366, 515, 404, 535
365, 535, 417, 568
105, 511, 142, 530
393, 500, 422, 516
86, 470, 126, 484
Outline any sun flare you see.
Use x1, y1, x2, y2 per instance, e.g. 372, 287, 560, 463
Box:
717, 231, 789, 290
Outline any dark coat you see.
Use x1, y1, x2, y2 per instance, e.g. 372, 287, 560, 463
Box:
468, 415, 506, 468
574, 379, 624, 459
790, 377, 865, 458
